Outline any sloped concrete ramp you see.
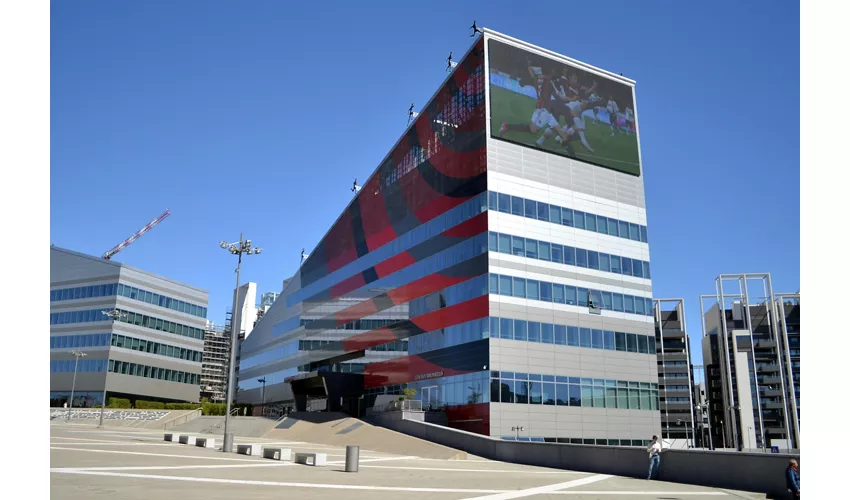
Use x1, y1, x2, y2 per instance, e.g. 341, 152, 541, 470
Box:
263, 412, 466, 460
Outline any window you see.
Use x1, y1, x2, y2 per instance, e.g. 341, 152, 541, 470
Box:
500, 318, 513, 339
613, 293, 624, 312
638, 335, 648, 354
528, 322, 540, 342
577, 287, 588, 307
574, 211, 585, 230
540, 282, 552, 302
635, 297, 645, 315
524, 199, 536, 219
514, 320, 527, 341
597, 217, 608, 235
565, 286, 577, 305
587, 251, 599, 270
538, 241, 551, 261
511, 236, 525, 257
526, 280, 539, 300
489, 232, 498, 251
537, 203, 549, 222
602, 291, 613, 310
599, 253, 610, 272
633, 260, 644, 278
627, 334, 638, 353
580, 328, 592, 348
630, 223, 640, 241
576, 248, 587, 268
616, 331, 626, 351
592, 329, 603, 349
499, 276, 512, 296
541, 323, 554, 344
640, 226, 648, 243
624, 295, 635, 314
498, 193, 510, 213
619, 221, 630, 238
526, 239, 538, 259
554, 325, 566, 345
490, 274, 499, 294
511, 196, 524, 216
604, 330, 615, 350
622, 257, 633, 276
549, 206, 561, 224
551, 244, 563, 264
513, 277, 526, 298
567, 326, 579, 346
562, 208, 574, 227
563, 246, 575, 266
586, 214, 597, 232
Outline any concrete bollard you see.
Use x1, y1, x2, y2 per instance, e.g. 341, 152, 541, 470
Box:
345, 445, 360, 473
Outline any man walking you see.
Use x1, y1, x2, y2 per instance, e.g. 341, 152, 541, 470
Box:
646, 435, 662, 480
786, 459, 800, 499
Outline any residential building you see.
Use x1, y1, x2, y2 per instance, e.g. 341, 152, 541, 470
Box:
237, 30, 659, 445
652, 298, 695, 448
50, 246, 208, 406
700, 274, 799, 451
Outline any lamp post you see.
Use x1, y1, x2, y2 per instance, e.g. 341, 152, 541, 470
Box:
67, 350, 87, 422
677, 418, 691, 449
512, 426, 524, 441
258, 377, 267, 417
219, 234, 261, 452
99, 309, 127, 427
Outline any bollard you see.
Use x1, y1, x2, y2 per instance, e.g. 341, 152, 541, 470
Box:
223, 432, 234, 453
345, 445, 360, 472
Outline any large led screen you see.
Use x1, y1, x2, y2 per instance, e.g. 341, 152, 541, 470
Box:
488, 39, 641, 176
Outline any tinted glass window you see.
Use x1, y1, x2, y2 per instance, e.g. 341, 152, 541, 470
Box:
576, 248, 587, 268
585, 214, 597, 232
537, 203, 549, 222
511, 196, 524, 216
511, 236, 525, 256
563, 246, 575, 266
498, 193, 510, 213
524, 199, 536, 219
562, 208, 574, 226
574, 211, 585, 230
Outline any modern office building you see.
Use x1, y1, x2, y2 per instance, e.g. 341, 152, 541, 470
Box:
700, 274, 799, 451
237, 30, 659, 445
232, 282, 258, 340
652, 299, 695, 448
50, 246, 208, 406
259, 291, 279, 310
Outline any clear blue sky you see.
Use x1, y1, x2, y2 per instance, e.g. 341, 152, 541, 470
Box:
50, 1, 800, 367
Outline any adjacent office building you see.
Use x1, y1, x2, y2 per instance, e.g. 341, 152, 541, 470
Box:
201, 319, 230, 403
652, 299, 695, 448
700, 274, 799, 450
50, 246, 208, 406
238, 30, 659, 444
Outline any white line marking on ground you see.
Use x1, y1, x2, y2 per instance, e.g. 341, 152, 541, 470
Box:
52, 463, 294, 472
50, 447, 263, 462
50, 470, 510, 493
326, 456, 417, 465
349, 465, 585, 474
51, 442, 188, 447
551, 493, 727, 496
458, 474, 612, 500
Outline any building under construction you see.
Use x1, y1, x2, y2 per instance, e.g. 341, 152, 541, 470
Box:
200, 314, 231, 403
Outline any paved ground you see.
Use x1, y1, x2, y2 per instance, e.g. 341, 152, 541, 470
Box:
50, 423, 765, 500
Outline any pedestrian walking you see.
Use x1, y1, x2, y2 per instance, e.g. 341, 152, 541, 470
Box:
786, 459, 800, 499
646, 435, 662, 480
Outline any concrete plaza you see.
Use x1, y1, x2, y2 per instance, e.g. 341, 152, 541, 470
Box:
50, 423, 765, 499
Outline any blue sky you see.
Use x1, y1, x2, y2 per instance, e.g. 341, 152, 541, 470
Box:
51, 1, 799, 366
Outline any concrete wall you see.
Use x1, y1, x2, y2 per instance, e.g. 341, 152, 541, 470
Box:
380, 417, 798, 499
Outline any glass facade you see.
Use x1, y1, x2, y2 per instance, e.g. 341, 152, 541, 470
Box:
107, 359, 199, 385
50, 282, 207, 318
50, 358, 108, 373
488, 191, 648, 243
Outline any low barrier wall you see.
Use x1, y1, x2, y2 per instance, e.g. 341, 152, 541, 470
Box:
381, 417, 799, 499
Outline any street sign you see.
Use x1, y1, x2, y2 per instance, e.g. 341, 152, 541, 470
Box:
770, 446, 779, 454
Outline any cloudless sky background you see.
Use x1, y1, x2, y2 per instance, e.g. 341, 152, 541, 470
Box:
50, 0, 800, 369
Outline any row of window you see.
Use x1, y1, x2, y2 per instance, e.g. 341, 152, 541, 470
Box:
488, 231, 650, 279
408, 317, 491, 355
301, 318, 403, 331
501, 436, 655, 447
292, 192, 488, 306
488, 191, 649, 243
108, 359, 200, 385
491, 375, 659, 410
50, 308, 112, 325
113, 309, 205, 340
489, 273, 653, 317
489, 316, 657, 354
110, 333, 202, 362
50, 283, 208, 318
409, 274, 487, 318
50, 358, 107, 373
298, 339, 408, 353
50, 333, 111, 350
239, 367, 298, 391
240, 341, 298, 371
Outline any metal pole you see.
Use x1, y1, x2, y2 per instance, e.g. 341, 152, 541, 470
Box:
655, 301, 669, 441
223, 233, 243, 453
777, 296, 800, 448
740, 277, 765, 450
345, 445, 360, 472
67, 352, 81, 422
716, 278, 739, 450
766, 277, 793, 451
679, 299, 696, 449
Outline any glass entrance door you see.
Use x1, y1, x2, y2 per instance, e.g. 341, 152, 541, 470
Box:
422, 385, 440, 410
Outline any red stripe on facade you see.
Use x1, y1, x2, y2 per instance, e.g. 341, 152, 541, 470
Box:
441, 211, 488, 238
366, 225, 397, 252
410, 295, 489, 333
360, 176, 397, 251
341, 327, 397, 353
386, 273, 470, 305
364, 356, 469, 388
330, 273, 366, 299
373, 251, 416, 279
414, 192, 472, 227
334, 299, 378, 326
426, 144, 486, 178
327, 245, 358, 274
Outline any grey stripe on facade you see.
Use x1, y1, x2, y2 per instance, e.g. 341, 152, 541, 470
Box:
489, 255, 653, 294
487, 141, 647, 209
490, 299, 654, 336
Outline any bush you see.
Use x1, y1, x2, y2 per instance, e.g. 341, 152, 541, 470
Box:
136, 400, 165, 410
107, 397, 131, 408
202, 402, 227, 416
164, 403, 201, 411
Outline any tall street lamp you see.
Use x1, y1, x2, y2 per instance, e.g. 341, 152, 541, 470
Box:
67, 350, 87, 422
258, 377, 267, 405
219, 234, 261, 452
99, 309, 127, 427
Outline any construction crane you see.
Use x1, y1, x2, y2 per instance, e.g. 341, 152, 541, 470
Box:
102, 209, 171, 260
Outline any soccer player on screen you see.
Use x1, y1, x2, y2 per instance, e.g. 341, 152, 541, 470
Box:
499, 65, 576, 155
606, 97, 620, 136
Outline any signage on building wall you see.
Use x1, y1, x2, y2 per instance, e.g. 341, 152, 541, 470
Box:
415, 371, 444, 381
